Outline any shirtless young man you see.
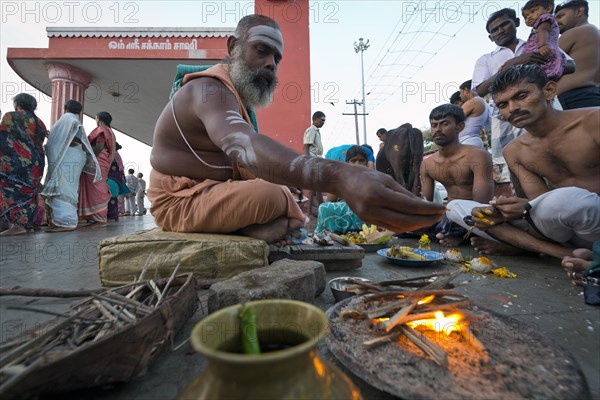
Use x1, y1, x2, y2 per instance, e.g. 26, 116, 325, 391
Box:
554, 0, 600, 109
149, 14, 444, 244
421, 104, 494, 246
450, 65, 599, 262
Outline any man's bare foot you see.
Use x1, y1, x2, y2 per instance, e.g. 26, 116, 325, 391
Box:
470, 237, 528, 256
0, 225, 28, 236
436, 233, 464, 247
561, 248, 593, 286
240, 217, 305, 245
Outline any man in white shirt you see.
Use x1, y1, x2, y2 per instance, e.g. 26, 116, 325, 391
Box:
124, 168, 138, 215
471, 8, 574, 184
303, 111, 326, 216
135, 172, 146, 215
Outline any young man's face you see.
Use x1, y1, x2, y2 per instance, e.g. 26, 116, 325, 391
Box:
314, 115, 326, 128
493, 81, 554, 128
430, 116, 463, 146
459, 88, 471, 103
488, 15, 519, 46
347, 154, 368, 166
555, 7, 578, 33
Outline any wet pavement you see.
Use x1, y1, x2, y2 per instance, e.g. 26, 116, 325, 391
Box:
1, 215, 598, 399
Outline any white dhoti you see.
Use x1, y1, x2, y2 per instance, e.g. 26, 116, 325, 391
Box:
446, 187, 600, 249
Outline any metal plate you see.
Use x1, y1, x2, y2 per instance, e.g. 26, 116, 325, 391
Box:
377, 248, 444, 266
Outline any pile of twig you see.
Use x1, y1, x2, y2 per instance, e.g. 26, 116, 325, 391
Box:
0, 263, 182, 383
339, 270, 488, 368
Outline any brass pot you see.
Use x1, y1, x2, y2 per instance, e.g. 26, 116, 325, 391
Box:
178, 299, 362, 400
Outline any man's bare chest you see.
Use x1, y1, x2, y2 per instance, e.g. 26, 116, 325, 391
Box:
521, 143, 598, 182
428, 158, 474, 185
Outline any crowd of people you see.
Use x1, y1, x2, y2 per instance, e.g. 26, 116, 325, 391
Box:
1, 2, 598, 288
148, 3, 598, 288
0, 98, 147, 235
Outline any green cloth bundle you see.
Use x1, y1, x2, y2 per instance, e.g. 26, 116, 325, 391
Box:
169, 64, 259, 132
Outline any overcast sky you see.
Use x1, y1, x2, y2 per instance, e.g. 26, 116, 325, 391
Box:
2, 0, 599, 176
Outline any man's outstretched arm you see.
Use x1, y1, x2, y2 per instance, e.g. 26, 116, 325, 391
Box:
196, 79, 446, 233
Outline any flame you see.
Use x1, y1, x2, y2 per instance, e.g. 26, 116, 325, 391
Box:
407, 311, 464, 334
312, 356, 326, 377
417, 295, 435, 305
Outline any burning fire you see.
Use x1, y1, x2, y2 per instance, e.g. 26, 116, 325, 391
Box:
407, 311, 465, 335
417, 294, 435, 305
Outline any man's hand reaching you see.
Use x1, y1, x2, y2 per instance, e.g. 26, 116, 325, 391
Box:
337, 168, 445, 233
489, 196, 529, 221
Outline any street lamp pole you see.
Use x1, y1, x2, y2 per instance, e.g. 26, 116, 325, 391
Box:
354, 37, 370, 144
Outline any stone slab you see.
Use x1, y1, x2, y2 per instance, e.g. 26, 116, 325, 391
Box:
207, 259, 326, 312
269, 243, 364, 271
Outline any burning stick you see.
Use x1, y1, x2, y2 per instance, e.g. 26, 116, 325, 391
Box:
379, 298, 420, 333
400, 325, 449, 369
363, 332, 402, 349
367, 298, 414, 319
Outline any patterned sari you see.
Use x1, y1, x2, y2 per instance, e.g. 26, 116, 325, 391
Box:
78, 125, 116, 222
0, 111, 47, 229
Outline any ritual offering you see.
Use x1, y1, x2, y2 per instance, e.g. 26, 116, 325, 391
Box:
378, 245, 444, 267
340, 224, 393, 252
443, 248, 464, 262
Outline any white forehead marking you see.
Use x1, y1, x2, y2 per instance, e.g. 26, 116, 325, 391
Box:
225, 110, 249, 126
247, 25, 284, 54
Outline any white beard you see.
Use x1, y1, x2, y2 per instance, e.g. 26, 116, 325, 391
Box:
229, 47, 278, 108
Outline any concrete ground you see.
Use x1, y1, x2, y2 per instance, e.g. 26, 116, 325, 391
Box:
1, 215, 598, 399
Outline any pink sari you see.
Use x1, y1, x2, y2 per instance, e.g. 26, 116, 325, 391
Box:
78, 126, 116, 222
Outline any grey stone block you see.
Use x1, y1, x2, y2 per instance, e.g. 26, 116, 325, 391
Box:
207, 259, 326, 312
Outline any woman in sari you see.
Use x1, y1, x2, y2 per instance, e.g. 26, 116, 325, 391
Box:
0, 93, 47, 236
78, 111, 116, 226
107, 143, 129, 221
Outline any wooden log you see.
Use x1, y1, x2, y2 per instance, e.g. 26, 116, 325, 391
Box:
0, 308, 88, 368
156, 263, 181, 307
363, 332, 402, 349
136, 253, 154, 283
414, 299, 473, 314
101, 292, 153, 314
422, 269, 463, 290
366, 298, 414, 319
380, 298, 420, 333
400, 325, 448, 368
92, 300, 117, 322
0, 287, 107, 298
328, 232, 351, 246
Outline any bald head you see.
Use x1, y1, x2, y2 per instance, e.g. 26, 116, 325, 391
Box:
230, 14, 284, 58
234, 14, 280, 40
